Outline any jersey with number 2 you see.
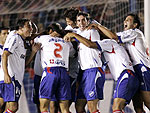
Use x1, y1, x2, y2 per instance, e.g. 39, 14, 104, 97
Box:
34, 35, 74, 69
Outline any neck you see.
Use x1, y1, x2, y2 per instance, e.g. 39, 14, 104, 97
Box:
0, 39, 4, 46
16, 31, 26, 40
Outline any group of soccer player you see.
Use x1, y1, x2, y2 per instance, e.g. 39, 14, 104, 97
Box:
0, 7, 149, 113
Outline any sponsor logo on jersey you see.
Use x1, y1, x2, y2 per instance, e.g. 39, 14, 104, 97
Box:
50, 59, 65, 66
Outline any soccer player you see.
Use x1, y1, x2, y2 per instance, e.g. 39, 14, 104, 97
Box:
32, 50, 43, 113
88, 13, 149, 113
0, 18, 41, 113
65, 12, 105, 113
64, 31, 140, 113
115, 13, 150, 113
0, 27, 9, 112
32, 25, 58, 113
64, 8, 80, 105
34, 23, 75, 113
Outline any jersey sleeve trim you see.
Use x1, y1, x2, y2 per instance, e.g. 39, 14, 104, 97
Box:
95, 41, 102, 51
0, 45, 3, 49
118, 36, 123, 43
4, 48, 12, 54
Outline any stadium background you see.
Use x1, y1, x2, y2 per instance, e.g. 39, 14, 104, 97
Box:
0, 0, 147, 113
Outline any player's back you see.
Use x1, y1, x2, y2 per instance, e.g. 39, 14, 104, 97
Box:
35, 35, 73, 69
98, 39, 134, 80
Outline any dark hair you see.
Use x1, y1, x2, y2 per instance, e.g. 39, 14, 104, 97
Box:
127, 13, 141, 28
76, 12, 90, 21
47, 23, 70, 37
16, 18, 30, 30
64, 8, 79, 22
0, 27, 9, 33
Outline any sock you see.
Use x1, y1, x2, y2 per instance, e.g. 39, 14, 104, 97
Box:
92, 110, 100, 113
5, 109, 14, 113
113, 110, 124, 113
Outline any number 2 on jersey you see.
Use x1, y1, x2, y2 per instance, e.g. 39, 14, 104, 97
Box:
54, 43, 62, 58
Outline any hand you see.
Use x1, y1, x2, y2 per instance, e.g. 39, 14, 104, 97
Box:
4, 74, 12, 84
64, 36, 72, 42
87, 23, 98, 30
32, 43, 41, 53
63, 33, 74, 42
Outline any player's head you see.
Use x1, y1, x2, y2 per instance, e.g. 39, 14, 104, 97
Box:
17, 18, 33, 38
124, 13, 141, 31
64, 8, 79, 28
0, 27, 10, 45
47, 23, 65, 37
76, 11, 90, 31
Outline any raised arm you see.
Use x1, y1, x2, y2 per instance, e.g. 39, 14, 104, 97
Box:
25, 42, 41, 67
64, 32, 98, 49
87, 23, 118, 39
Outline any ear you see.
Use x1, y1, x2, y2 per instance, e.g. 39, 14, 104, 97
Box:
133, 23, 138, 28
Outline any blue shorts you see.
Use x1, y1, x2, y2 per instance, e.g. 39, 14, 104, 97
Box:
134, 64, 150, 91
77, 67, 105, 101
114, 70, 139, 104
39, 67, 71, 101
32, 75, 42, 104
0, 77, 21, 102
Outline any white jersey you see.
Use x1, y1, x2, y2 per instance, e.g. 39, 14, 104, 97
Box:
65, 25, 78, 33
0, 45, 3, 68
34, 35, 75, 69
117, 28, 150, 67
77, 29, 102, 70
96, 39, 134, 80
0, 30, 26, 82
34, 50, 43, 76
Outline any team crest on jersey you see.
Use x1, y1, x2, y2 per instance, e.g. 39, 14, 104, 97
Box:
20, 54, 26, 59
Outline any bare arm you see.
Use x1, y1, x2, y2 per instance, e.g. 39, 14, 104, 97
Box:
64, 32, 98, 49
25, 43, 41, 67
87, 23, 118, 39
2, 51, 11, 83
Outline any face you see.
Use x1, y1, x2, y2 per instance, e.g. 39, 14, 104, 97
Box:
124, 16, 137, 31
66, 18, 76, 28
0, 29, 9, 44
21, 21, 33, 38
76, 15, 89, 31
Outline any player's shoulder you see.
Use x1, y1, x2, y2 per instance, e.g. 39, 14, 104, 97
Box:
65, 25, 73, 30
87, 28, 99, 35
7, 30, 19, 39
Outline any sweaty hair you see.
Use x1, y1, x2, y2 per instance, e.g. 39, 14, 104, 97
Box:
16, 18, 30, 30
127, 13, 141, 28
64, 8, 79, 22
0, 27, 9, 33
76, 11, 90, 21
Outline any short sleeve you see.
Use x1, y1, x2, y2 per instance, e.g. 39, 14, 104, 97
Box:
90, 29, 100, 41
3, 35, 19, 54
117, 29, 139, 43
